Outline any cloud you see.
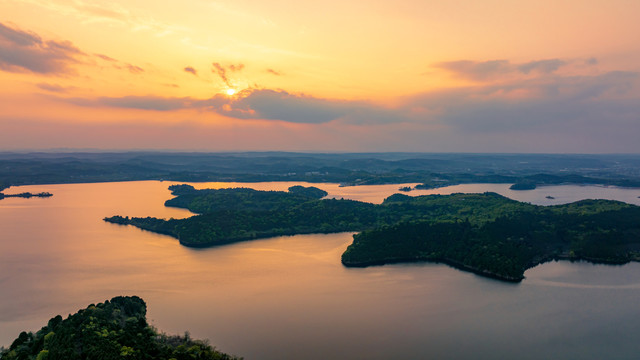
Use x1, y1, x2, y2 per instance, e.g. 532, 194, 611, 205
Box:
0, 22, 41, 46
0, 22, 83, 74
212, 63, 229, 84
517, 59, 567, 74
93, 51, 144, 74
212, 62, 245, 85
266, 68, 282, 76
58, 69, 639, 130
125, 63, 144, 74
184, 66, 197, 75
36, 83, 71, 93
0, 22, 142, 76
408, 70, 639, 134
95, 53, 116, 62
54, 56, 639, 147
57, 88, 403, 124
216, 89, 348, 123
67, 95, 198, 111
434, 60, 512, 81
199, 89, 406, 124
434, 58, 573, 81
585, 57, 598, 66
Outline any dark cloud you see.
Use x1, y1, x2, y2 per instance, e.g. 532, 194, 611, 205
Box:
216, 89, 347, 123
0, 22, 83, 74
184, 66, 197, 75
266, 68, 282, 76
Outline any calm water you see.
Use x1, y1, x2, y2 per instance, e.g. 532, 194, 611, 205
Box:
2, 181, 640, 359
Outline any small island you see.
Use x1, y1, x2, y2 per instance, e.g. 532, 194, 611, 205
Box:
0, 192, 52, 200
0, 296, 240, 360
509, 182, 537, 190
105, 185, 640, 282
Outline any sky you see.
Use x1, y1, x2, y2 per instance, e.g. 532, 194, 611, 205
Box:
1, 0, 639, 153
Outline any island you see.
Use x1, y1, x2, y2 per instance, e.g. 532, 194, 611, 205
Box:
0, 296, 240, 360
105, 185, 640, 282
509, 181, 537, 190
0, 192, 52, 200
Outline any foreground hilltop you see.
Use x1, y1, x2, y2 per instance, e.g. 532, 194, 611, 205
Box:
0, 296, 240, 360
105, 185, 640, 282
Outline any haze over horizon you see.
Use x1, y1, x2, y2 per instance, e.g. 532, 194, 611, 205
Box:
2, 0, 639, 153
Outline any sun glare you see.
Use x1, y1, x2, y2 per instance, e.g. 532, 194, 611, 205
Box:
226, 88, 236, 96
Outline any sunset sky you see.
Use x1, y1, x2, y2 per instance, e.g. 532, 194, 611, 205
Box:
1, 0, 639, 152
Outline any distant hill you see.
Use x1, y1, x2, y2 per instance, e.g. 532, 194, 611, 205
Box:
2, 152, 640, 188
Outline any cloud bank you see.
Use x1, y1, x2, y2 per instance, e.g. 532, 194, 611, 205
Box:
62, 64, 638, 130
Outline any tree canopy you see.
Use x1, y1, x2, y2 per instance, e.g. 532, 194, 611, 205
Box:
0, 296, 241, 360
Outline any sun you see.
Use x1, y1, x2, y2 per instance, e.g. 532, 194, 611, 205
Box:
225, 88, 236, 96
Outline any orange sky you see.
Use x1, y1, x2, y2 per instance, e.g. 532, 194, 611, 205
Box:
1, 0, 639, 152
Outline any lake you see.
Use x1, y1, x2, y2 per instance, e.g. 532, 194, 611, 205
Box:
1, 181, 640, 359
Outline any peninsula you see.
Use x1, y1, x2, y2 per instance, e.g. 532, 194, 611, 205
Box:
105, 185, 640, 282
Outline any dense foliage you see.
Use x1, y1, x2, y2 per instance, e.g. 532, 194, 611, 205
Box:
107, 200, 380, 247
105, 186, 640, 281
343, 198, 640, 281
164, 185, 327, 213
0, 296, 240, 360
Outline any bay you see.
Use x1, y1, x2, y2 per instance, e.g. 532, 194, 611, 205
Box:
1, 181, 640, 359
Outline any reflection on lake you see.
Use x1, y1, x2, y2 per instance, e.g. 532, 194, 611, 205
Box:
1, 181, 640, 359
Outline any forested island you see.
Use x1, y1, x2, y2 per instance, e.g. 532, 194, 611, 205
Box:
0, 296, 240, 360
105, 185, 640, 282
